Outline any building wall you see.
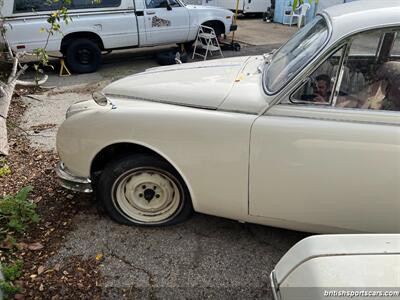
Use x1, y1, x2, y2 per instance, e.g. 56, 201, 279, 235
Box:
316, 0, 345, 13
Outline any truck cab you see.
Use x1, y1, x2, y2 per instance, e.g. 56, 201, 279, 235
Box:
1, 0, 235, 73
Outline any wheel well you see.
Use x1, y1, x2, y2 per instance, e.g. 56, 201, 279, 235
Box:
61, 32, 104, 54
201, 20, 225, 35
91, 143, 171, 175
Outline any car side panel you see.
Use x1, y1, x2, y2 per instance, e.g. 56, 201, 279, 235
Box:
250, 105, 400, 233
56, 100, 255, 221
4, 0, 139, 52
187, 7, 234, 38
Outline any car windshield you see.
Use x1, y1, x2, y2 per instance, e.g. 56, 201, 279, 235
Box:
264, 16, 329, 94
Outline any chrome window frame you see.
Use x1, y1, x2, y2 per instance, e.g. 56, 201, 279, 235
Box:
278, 26, 400, 115
262, 13, 333, 96
288, 45, 347, 106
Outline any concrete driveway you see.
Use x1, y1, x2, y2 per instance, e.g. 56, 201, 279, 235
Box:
235, 19, 298, 46
18, 19, 305, 299
50, 209, 307, 299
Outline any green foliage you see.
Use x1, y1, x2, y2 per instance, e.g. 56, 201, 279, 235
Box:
0, 165, 11, 177
0, 186, 39, 234
0, 157, 11, 177
2, 261, 22, 281
0, 261, 23, 299
0, 281, 21, 299
292, 0, 319, 11
33, 0, 72, 80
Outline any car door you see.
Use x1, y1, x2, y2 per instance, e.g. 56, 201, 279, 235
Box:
143, 0, 189, 45
249, 28, 400, 233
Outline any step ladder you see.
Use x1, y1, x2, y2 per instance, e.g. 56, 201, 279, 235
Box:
192, 25, 223, 61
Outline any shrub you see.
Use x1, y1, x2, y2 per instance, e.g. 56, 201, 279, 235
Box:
0, 186, 39, 234
0, 261, 23, 299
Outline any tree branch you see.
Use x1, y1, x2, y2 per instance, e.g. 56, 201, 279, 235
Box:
2, 31, 14, 60
16, 75, 48, 86
9, 64, 28, 84
9, 56, 19, 80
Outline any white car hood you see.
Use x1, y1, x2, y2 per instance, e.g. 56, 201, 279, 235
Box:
103, 56, 250, 109
273, 234, 400, 285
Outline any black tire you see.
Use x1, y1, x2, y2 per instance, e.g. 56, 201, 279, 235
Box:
233, 42, 241, 51
96, 154, 193, 226
181, 41, 195, 52
156, 51, 188, 65
65, 38, 102, 74
262, 12, 267, 22
203, 22, 224, 38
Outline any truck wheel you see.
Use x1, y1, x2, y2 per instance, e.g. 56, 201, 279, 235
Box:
177, 42, 195, 52
65, 38, 102, 74
96, 154, 193, 226
202, 22, 224, 39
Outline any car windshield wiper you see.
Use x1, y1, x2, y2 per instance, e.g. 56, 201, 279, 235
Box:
257, 49, 276, 73
263, 49, 276, 63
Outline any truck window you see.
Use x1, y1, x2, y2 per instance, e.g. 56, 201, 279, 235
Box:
146, 0, 180, 8
14, 0, 122, 13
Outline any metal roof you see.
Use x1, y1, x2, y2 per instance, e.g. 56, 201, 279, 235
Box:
323, 1, 400, 40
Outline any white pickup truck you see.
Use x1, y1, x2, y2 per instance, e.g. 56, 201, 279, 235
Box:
1, 0, 236, 73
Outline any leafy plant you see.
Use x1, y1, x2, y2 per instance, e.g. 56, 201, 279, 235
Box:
33, 1, 72, 81
0, 260, 23, 299
0, 186, 39, 234
292, 0, 319, 11
2, 260, 22, 281
0, 157, 11, 177
0, 0, 72, 155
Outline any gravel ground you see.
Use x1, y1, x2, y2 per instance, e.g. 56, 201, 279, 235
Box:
1, 95, 103, 300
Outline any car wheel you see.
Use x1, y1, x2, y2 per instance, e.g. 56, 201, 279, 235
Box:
65, 38, 102, 74
96, 154, 193, 226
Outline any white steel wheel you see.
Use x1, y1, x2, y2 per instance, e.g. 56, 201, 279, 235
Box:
112, 168, 182, 224
97, 154, 193, 226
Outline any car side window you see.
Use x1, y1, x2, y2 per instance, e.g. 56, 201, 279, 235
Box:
335, 30, 400, 112
291, 48, 344, 105
146, 0, 180, 8
168, 0, 181, 7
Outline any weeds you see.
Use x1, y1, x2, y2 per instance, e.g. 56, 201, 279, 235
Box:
0, 187, 38, 299
0, 186, 39, 234
0, 261, 23, 299
0, 157, 11, 177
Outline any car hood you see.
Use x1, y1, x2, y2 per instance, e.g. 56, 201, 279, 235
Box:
103, 56, 250, 109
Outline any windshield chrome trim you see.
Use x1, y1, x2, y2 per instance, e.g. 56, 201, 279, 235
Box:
262, 12, 333, 96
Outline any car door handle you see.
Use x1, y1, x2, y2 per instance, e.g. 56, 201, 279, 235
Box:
147, 11, 156, 15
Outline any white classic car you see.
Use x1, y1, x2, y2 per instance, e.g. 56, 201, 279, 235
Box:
270, 234, 400, 300
56, 1, 400, 232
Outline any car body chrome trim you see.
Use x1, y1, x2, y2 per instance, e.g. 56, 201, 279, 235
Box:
270, 270, 281, 300
55, 162, 93, 193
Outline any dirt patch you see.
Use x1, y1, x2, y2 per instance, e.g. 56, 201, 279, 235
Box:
30, 123, 57, 133
0, 92, 103, 299
45, 81, 110, 97
22, 256, 102, 300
